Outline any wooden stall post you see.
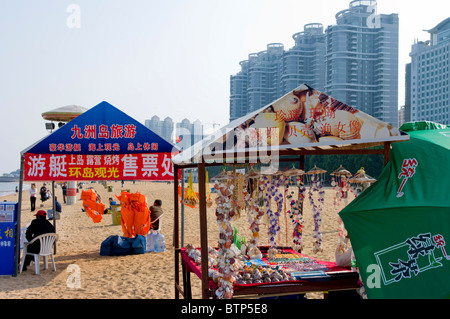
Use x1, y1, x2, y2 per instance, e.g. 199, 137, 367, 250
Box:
384, 142, 391, 166
197, 161, 210, 299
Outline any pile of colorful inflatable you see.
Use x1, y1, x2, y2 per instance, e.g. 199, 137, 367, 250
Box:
81, 189, 105, 224
116, 191, 151, 238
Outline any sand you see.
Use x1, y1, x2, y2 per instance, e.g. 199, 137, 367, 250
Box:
0, 180, 354, 299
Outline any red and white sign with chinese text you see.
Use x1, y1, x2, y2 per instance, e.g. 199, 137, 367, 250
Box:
24, 153, 176, 181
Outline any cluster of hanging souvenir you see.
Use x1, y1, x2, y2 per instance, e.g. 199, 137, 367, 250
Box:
284, 166, 307, 253
212, 170, 243, 299
180, 170, 213, 209
330, 165, 352, 257
305, 165, 327, 254
183, 171, 199, 208
208, 165, 376, 255
186, 165, 376, 299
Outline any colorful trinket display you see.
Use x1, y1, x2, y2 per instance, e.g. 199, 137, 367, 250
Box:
330, 165, 353, 256
283, 167, 306, 252
306, 165, 327, 254
213, 172, 240, 299
189, 164, 376, 299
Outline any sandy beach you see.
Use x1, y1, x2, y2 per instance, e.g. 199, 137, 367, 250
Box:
0, 180, 353, 299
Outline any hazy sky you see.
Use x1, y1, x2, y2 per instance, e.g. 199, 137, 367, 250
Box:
0, 0, 448, 175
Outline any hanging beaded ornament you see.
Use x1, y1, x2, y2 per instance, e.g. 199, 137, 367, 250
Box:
261, 168, 283, 258
330, 165, 352, 256
283, 167, 306, 252
243, 168, 264, 246
306, 165, 327, 254
213, 172, 239, 299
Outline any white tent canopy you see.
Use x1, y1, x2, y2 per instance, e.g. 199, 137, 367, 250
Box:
173, 84, 409, 166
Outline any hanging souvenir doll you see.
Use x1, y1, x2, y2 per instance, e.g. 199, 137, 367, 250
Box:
261, 167, 283, 259
283, 166, 306, 252
243, 168, 264, 248
305, 165, 327, 254
213, 171, 239, 299
330, 165, 352, 257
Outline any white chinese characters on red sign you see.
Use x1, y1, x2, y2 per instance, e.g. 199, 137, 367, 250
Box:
24, 153, 174, 181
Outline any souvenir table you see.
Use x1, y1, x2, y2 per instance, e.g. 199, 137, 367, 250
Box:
180, 245, 359, 298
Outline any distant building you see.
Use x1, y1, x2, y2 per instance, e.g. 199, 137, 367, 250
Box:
144, 115, 206, 149
398, 105, 406, 128
144, 116, 174, 142
325, 0, 399, 126
409, 17, 450, 125
230, 24, 326, 122
282, 23, 326, 94
175, 119, 204, 150
230, 0, 399, 126
404, 63, 412, 124
230, 43, 285, 121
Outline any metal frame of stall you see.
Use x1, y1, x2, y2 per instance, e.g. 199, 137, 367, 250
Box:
173, 142, 393, 299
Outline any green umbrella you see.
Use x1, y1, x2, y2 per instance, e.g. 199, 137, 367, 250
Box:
340, 122, 450, 299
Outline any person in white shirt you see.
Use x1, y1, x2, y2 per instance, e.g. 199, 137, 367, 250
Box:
29, 183, 37, 212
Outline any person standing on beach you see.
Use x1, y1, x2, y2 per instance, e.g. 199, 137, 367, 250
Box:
29, 184, 37, 212
62, 182, 67, 204
39, 183, 50, 207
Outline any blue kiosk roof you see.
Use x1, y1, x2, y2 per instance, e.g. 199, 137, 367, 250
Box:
23, 101, 177, 155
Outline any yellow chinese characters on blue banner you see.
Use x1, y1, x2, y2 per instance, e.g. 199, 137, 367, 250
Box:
0, 202, 17, 276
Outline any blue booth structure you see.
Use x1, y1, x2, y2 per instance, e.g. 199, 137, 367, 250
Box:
0, 202, 18, 276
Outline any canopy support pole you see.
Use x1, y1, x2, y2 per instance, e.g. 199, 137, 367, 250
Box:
51, 181, 56, 254
181, 170, 185, 248
14, 155, 25, 277
197, 161, 209, 299
384, 142, 391, 166
174, 164, 180, 299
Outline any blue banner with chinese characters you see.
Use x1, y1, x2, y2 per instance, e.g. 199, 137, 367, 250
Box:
24, 101, 177, 155
0, 202, 17, 276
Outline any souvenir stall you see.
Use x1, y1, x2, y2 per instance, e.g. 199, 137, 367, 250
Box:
172, 84, 410, 299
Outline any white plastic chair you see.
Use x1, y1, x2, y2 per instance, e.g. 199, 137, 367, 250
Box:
152, 214, 163, 232
20, 227, 28, 250
20, 233, 58, 274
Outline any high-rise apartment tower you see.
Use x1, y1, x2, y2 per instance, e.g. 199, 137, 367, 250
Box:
408, 17, 450, 125
230, 0, 399, 126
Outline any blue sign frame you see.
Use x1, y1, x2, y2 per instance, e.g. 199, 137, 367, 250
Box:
0, 202, 17, 276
